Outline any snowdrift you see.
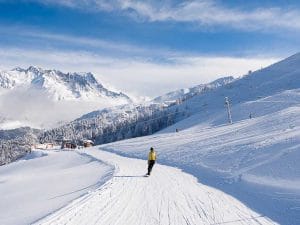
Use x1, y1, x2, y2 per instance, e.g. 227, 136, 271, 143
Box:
0, 150, 114, 225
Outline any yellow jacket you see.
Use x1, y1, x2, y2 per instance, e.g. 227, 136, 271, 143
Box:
148, 151, 156, 161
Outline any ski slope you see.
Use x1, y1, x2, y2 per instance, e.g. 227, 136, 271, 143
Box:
36, 148, 276, 225
100, 89, 300, 225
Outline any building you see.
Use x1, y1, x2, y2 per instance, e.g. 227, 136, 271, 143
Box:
83, 140, 94, 148
35, 143, 54, 150
61, 140, 77, 149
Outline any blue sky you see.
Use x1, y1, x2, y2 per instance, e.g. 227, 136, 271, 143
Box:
0, 0, 300, 96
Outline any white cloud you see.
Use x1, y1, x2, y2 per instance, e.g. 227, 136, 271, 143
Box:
30, 0, 300, 31
0, 87, 111, 129
0, 47, 279, 97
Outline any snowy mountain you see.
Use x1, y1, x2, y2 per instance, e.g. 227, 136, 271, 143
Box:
0, 66, 131, 102
0, 66, 133, 129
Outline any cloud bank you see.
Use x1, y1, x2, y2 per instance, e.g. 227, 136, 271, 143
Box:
0, 87, 115, 129
31, 0, 300, 31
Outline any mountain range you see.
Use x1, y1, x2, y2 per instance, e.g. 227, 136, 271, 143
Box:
0, 66, 131, 102
0, 66, 133, 129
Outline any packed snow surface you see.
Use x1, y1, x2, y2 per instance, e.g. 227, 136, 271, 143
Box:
0, 150, 113, 225
36, 148, 276, 225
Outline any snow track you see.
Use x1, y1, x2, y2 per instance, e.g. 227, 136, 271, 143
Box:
35, 148, 276, 225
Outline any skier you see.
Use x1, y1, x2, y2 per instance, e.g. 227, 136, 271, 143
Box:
147, 147, 156, 176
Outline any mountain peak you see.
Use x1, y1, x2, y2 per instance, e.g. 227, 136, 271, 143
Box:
12, 67, 26, 72
12, 66, 45, 75
27, 65, 44, 73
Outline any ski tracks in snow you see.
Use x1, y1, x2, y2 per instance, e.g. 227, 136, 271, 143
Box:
35, 148, 277, 225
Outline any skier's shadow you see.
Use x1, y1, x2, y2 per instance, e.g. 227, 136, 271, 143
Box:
114, 175, 145, 178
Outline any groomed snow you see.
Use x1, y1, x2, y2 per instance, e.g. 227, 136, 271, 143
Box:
0, 150, 114, 225
35, 149, 276, 225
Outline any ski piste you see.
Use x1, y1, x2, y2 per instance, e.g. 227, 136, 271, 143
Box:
34, 148, 276, 225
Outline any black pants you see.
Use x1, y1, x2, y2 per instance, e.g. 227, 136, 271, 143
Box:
148, 160, 155, 175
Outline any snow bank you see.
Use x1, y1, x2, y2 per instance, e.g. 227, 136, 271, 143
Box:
0, 150, 114, 225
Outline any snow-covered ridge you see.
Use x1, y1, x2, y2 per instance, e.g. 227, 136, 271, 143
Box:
153, 76, 234, 103
0, 66, 131, 102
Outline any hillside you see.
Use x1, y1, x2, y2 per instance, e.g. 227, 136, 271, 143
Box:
158, 52, 300, 131
39, 76, 236, 146
0, 127, 40, 165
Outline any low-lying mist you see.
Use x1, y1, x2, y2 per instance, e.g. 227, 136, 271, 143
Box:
0, 87, 111, 130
